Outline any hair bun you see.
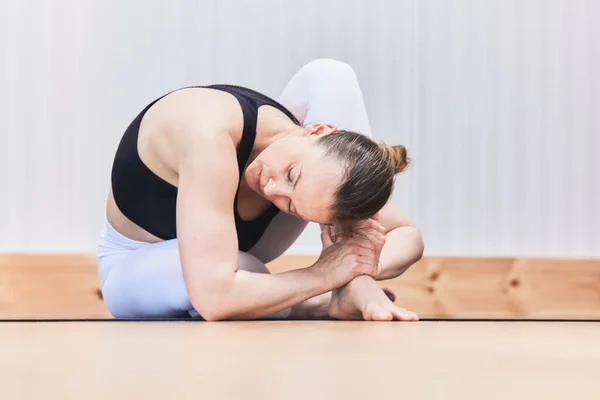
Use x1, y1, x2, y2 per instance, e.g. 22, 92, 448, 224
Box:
379, 143, 410, 174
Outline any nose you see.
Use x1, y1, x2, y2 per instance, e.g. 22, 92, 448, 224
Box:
263, 178, 292, 198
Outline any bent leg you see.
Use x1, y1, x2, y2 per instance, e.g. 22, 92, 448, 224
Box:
277, 60, 416, 320
278, 58, 373, 136
100, 241, 290, 319
100, 239, 192, 318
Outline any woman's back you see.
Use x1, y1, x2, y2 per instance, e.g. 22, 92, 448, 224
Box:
106, 85, 301, 249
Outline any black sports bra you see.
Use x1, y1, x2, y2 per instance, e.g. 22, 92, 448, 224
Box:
110, 84, 301, 251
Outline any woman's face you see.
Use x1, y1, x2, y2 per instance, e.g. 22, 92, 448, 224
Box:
244, 124, 343, 224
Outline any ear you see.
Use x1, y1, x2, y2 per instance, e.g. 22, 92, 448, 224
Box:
303, 123, 337, 137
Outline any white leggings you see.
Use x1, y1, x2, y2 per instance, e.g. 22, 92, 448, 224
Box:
98, 58, 373, 318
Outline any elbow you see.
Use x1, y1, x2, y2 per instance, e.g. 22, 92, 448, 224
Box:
199, 308, 228, 322
188, 279, 233, 322
191, 296, 231, 322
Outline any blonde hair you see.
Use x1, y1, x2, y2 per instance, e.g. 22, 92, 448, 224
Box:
316, 130, 410, 231
378, 143, 410, 174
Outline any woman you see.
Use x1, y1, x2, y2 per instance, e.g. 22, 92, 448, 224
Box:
98, 59, 424, 321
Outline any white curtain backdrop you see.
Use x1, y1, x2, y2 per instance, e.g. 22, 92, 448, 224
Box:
1, 0, 598, 257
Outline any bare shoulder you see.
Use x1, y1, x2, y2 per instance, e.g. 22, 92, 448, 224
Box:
145, 87, 245, 155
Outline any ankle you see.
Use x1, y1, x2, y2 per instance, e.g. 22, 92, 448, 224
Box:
290, 293, 331, 319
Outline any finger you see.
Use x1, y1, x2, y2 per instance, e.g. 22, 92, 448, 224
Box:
349, 241, 381, 263
341, 255, 378, 278
357, 256, 379, 278
346, 227, 370, 240
365, 218, 386, 233
320, 225, 333, 248
351, 223, 385, 237
342, 252, 376, 268
350, 220, 376, 233
329, 224, 343, 244
374, 222, 386, 234
349, 218, 384, 235
350, 225, 380, 238
342, 239, 376, 254
371, 231, 386, 246
348, 219, 373, 234
345, 247, 376, 263
352, 231, 385, 250
349, 227, 384, 242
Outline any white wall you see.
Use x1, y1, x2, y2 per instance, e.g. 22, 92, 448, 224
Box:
1, 0, 598, 257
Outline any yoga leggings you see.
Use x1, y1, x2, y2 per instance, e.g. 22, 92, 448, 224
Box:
97, 58, 373, 318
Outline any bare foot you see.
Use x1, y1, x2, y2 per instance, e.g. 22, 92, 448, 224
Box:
328, 276, 419, 321
289, 292, 331, 319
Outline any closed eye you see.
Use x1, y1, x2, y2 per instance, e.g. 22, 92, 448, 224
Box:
287, 165, 295, 214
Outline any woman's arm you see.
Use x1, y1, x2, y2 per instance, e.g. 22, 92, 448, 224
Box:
176, 132, 378, 321
374, 202, 425, 281
176, 132, 323, 320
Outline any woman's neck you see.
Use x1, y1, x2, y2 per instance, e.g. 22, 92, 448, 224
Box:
250, 113, 301, 162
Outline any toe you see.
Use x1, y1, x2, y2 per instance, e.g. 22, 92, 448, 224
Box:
370, 311, 392, 321
363, 302, 393, 321
392, 308, 414, 321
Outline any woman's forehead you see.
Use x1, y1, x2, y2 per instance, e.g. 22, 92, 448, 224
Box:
294, 149, 344, 222
300, 147, 344, 184
303, 145, 339, 167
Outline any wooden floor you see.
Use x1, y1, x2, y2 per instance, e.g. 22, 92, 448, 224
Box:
1, 321, 599, 399
2, 254, 599, 319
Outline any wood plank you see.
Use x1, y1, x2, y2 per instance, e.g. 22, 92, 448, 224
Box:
1, 321, 599, 399
268, 256, 600, 319
0, 253, 110, 319
0, 254, 599, 319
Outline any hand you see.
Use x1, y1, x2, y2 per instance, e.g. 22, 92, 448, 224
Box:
312, 219, 386, 290
348, 218, 387, 276
330, 218, 387, 276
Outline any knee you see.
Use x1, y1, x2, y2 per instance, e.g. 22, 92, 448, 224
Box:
299, 58, 358, 84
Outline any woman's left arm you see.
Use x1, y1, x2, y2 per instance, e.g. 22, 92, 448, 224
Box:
375, 202, 424, 281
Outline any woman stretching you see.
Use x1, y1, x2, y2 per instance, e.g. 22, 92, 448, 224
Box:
97, 59, 424, 321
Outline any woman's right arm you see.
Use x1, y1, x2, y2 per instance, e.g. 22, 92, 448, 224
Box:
176, 132, 379, 321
